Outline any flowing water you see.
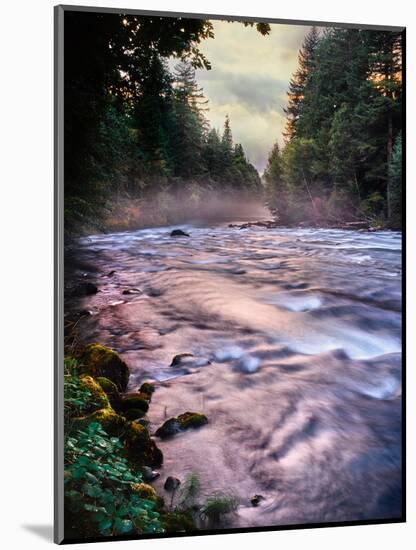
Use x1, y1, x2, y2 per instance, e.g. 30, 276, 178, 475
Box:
66, 221, 402, 527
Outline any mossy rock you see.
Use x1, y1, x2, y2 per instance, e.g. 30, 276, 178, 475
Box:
160, 511, 196, 533
78, 375, 110, 411
155, 412, 208, 438
123, 408, 146, 421
119, 394, 150, 413
131, 482, 158, 502
71, 407, 126, 437
177, 412, 208, 430
139, 382, 155, 397
79, 343, 129, 392
95, 376, 122, 409
123, 421, 163, 468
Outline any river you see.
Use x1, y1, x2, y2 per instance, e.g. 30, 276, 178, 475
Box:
65, 221, 402, 527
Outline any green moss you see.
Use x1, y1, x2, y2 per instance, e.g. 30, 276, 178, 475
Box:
123, 421, 163, 468
155, 412, 208, 439
71, 408, 126, 437
177, 412, 208, 430
160, 511, 196, 533
131, 482, 158, 502
79, 375, 110, 411
79, 343, 129, 392
139, 382, 155, 397
119, 394, 150, 413
95, 376, 122, 409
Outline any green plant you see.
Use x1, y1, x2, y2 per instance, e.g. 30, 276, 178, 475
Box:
64, 422, 162, 537
178, 472, 201, 510
64, 357, 102, 424
200, 492, 238, 527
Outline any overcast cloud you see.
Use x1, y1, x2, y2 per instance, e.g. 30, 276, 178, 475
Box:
195, 21, 310, 173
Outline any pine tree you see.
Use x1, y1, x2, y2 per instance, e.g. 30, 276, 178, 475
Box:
283, 26, 319, 140
221, 115, 234, 162
170, 61, 209, 176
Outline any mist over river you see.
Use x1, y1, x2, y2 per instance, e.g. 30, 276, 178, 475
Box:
65, 221, 402, 527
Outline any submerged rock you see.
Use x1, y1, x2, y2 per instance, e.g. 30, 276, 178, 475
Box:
170, 229, 190, 237
155, 411, 208, 438
79, 343, 129, 392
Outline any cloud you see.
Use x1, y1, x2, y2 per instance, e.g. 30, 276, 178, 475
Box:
193, 20, 310, 172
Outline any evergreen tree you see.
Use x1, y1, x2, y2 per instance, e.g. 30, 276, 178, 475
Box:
221, 115, 234, 163
283, 26, 319, 140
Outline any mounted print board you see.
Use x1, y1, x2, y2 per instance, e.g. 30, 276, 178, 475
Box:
54, 4, 405, 544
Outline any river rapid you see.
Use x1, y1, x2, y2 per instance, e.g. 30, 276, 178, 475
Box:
65, 221, 402, 528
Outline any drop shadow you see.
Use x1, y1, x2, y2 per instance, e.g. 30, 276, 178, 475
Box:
22, 524, 53, 542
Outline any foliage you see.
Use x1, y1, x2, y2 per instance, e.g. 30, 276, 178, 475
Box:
268, 26, 403, 226
199, 492, 239, 527
64, 422, 162, 537
388, 131, 402, 228
64, 13, 268, 235
64, 358, 103, 424
177, 472, 201, 510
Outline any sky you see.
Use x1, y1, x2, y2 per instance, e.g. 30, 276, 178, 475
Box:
194, 20, 310, 174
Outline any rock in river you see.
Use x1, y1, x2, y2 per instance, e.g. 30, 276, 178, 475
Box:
155, 411, 208, 439
170, 229, 190, 237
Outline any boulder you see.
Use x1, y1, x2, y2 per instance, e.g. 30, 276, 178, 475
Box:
164, 476, 181, 492
95, 376, 122, 410
155, 411, 208, 438
78, 343, 129, 392
124, 421, 163, 468
139, 382, 155, 397
177, 412, 208, 430
155, 418, 182, 439
119, 393, 150, 413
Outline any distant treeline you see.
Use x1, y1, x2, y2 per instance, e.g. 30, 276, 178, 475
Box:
64, 12, 269, 235
264, 27, 403, 228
